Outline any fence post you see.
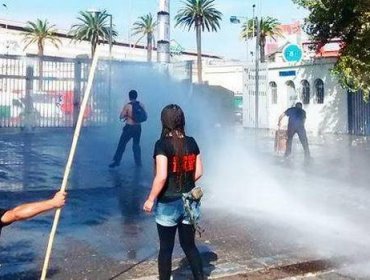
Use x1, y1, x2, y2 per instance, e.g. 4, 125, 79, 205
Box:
25, 65, 34, 130
73, 60, 82, 128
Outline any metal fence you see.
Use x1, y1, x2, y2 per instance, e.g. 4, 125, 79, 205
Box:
348, 91, 370, 136
0, 54, 109, 128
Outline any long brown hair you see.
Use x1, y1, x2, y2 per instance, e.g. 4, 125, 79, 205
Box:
160, 104, 186, 190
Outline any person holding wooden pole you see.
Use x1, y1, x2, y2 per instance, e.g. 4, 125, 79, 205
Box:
0, 191, 67, 237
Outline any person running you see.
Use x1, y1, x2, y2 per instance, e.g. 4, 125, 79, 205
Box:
0, 190, 66, 237
278, 102, 310, 159
109, 90, 147, 168
143, 104, 204, 280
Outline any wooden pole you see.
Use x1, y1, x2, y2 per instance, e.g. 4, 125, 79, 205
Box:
40, 50, 100, 280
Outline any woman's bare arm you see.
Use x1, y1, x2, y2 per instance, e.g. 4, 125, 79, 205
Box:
194, 154, 203, 182
143, 155, 168, 212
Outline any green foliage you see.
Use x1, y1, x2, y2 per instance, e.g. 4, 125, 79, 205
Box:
70, 10, 118, 57
240, 16, 283, 62
293, 0, 370, 100
241, 17, 282, 40
174, 0, 222, 32
132, 13, 157, 42
175, 0, 222, 83
23, 19, 61, 55
132, 13, 157, 61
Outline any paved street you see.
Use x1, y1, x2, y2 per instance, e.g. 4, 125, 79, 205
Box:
1, 127, 370, 279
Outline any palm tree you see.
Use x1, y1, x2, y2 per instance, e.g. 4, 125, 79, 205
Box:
241, 16, 282, 62
132, 13, 157, 62
175, 0, 222, 83
70, 10, 117, 57
23, 19, 61, 90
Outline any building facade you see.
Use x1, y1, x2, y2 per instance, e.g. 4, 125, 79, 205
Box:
200, 57, 348, 134
265, 59, 348, 134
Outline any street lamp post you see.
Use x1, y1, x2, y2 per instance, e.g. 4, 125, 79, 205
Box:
2, 3, 9, 54
254, 4, 260, 129
2, 3, 9, 93
230, 4, 260, 129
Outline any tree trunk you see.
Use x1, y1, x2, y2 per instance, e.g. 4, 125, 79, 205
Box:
38, 41, 44, 91
147, 33, 153, 62
196, 21, 202, 84
260, 35, 266, 63
91, 36, 97, 58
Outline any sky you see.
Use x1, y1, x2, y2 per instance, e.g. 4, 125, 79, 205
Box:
0, 0, 308, 60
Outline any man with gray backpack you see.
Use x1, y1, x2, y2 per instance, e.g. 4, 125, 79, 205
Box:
109, 90, 147, 168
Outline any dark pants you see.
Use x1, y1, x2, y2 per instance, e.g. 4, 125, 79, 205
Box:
157, 223, 204, 280
285, 124, 310, 158
113, 124, 141, 165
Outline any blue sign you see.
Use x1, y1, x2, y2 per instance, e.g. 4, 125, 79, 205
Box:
283, 44, 303, 62
279, 70, 296, 77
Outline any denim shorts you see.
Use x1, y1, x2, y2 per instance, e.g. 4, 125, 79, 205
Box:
155, 198, 201, 227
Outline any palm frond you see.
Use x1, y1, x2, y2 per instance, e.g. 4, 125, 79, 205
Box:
240, 16, 283, 41
174, 0, 223, 32
22, 19, 61, 53
69, 10, 118, 42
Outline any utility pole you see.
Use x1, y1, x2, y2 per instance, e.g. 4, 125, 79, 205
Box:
253, 4, 260, 129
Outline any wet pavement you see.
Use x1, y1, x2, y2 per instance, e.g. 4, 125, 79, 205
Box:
1, 126, 370, 279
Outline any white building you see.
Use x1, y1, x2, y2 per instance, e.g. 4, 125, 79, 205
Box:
199, 20, 347, 135
200, 55, 347, 135
264, 58, 347, 134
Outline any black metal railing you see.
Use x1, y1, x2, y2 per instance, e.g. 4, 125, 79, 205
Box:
348, 90, 370, 136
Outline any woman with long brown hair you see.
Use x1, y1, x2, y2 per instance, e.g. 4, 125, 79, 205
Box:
143, 104, 204, 280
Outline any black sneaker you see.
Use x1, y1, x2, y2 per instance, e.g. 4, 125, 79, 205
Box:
109, 162, 120, 168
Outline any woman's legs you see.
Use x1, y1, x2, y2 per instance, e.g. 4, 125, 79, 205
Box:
178, 223, 204, 280
157, 223, 177, 280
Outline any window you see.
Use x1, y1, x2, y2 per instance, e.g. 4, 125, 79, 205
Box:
286, 80, 297, 105
301, 80, 310, 104
269, 81, 277, 104
315, 79, 324, 104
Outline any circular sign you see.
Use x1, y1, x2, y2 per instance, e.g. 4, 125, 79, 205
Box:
283, 44, 303, 62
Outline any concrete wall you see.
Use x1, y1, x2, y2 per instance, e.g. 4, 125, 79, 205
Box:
200, 61, 244, 94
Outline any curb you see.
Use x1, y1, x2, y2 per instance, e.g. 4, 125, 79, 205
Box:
128, 253, 335, 280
